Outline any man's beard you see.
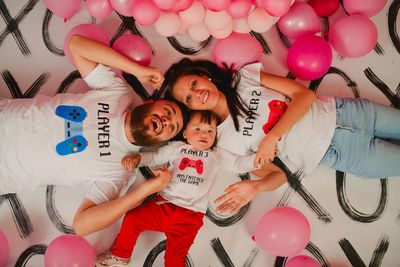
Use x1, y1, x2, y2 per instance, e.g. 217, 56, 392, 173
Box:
130, 113, 160, 146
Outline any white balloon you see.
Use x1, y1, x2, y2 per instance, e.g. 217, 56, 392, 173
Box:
233, 17, 250, 33
155, 12, 181, 37
247, 7, 277, 33
204, 10, 232, 30
188, 22, 211, 41
179, 1, 205, 25
209, 21, 234, 39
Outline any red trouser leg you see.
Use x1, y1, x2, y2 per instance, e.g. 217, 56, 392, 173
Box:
110, 199, 165, 258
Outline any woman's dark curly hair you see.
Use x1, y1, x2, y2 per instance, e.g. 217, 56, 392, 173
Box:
161, 58, 252, 131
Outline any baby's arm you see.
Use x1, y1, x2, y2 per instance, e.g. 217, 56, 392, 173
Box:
121, 153, 141, 172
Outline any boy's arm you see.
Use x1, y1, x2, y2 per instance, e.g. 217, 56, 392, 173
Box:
68, 35, 163, 88
216, 148, 257, 173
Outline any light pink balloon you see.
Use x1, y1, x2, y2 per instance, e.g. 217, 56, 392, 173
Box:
213, 32, 263, 70
154, 0, 178, 10
329, 15, 378, 58
179, 1, 205, 25
86, 0, 113, 19
0, 230, 9, 267
154, 12, 181, 36
171, 0, 194, 12
112, 34, 152, 66
227, 0, 252, 19
64, 24, 109, 65
233, 17, 251, 33
202, 0, 231, 11
278, 2, 320, 39
109, 0, 135, 16
262, 0, 291, 17
188, 22, 211, 41
308, 0, 339, 17
287, 34, 332, 80
252, 0, 263, 7
248, 8, 277, 33
209, 22, 234, 39
343, 0, 387, 17
286, 255, 321, 267
204, 10, 232, 30
44, 234, 96, 267
43, 0, 82, 19
253, 207, 310, 257
132, 0, 161, 25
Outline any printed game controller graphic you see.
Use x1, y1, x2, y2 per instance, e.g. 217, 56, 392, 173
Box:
262, 100, 287, 135
55, 105, 88, 156
179, 157, 204, 174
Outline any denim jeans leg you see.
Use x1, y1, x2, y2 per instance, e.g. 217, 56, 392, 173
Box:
373, 101, 400, 140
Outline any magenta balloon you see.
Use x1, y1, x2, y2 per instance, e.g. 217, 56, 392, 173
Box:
278, 2, 320, 39
262, 0, 291, 17
228, 0, 252, 19
213, 33, 263, 70
329, 15, 378, 58
253, 207, 310, 257
0, 230, 9, 267
202, 0, 231, 11
132, 0, 161, 25
43, 0, 82, 19
308, 0, 339, 17
44, 234, 96, 267
64, 24, 110, 65
286, 255, 321, 267
112, 35, 153, 66
86, 0, 113, 19
287, 34, 332, 80
109, 0, 136, 16
171, 0, 194, 12
343, 0, 387, 17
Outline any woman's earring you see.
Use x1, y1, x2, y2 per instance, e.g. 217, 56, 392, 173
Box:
208, 78, 212, 82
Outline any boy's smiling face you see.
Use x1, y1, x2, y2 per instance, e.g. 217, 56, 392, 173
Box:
183, 112, 217, 151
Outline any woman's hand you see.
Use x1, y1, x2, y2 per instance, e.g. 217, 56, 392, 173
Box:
136, 66, 164, 89
254, 135, 279, 168
121, 154, 141, 172
214, 180, 260, 214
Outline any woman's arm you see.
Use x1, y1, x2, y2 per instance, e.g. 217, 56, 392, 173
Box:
68, 35, 163, 88
73, 166, 171, 236
255, 72, 316, 167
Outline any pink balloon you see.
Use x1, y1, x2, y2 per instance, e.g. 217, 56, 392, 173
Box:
262, 0, 291, 17
109, 0, 136, 16
132, 0, 161, 25
209, 22, 233, 39
171, 0, 194, 12
287, 34, 332, 80
64, 24, 110, 65
253, 207, 310, 257
343, 0, 387, 17
227, 0, 252, 19
154, 12, 181, 37
112, 34, 152, 66
286, 255, 321, 267
248, 7, 277, 33
202, 0, 231, 11
86, 0, 113, 19
154, 0, 178, 10
252, 0, 263, 7
308, 0, 339, 17
329, 15, 378, 58
0, 230, 9, 267
43, 0, 82, 19
179, 1, 205, 25
188, 22, 211, 41
204, 10, 232, 30
45, 234, 96, 267
278, 2, 320, 39
213, 32, 263, 70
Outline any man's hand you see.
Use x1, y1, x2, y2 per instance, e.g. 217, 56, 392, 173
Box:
136, 66, 164, 90
121, 154, 141, 172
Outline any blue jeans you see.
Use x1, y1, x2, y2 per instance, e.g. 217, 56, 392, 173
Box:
319, 98, 400, 178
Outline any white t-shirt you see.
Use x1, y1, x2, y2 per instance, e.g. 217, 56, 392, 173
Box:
0, 64, 141, 204
139, 141, 255, 213
217, 63, 336, 173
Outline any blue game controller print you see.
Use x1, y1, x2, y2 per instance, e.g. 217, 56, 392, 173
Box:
55, 105, 88, 156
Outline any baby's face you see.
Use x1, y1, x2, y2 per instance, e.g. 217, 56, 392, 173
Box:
183, 113, 217, 151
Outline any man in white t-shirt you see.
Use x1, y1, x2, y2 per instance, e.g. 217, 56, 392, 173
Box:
0, 35, 185, 236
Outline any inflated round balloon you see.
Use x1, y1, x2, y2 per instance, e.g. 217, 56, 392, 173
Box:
248, 7, 277, 33
153, 0, 178, 10
204, 10, 232, 30
202, 0, 231, 12
109, 0, 135, 16
227, 0, 252, 19
343, 0, 387, 17
43, 0, 82, 19
213, 32, 263, 70
0, 230, 9, 267
45, 234, 96, 267
329, 15, 378, 58
64, 24, 109, 65
132, 0, 161, 25
154, 12, 181, 37
253, 207, 311, 257
179, 1, 205, 25
277, 2, 320, 39
286, 255, 321, 267
287, 34, 332, 80
112, 34, 152, 66
86, 0, 113, 19
188, 22, 211, 41
262, 0, 291, 17
209, 22, 234, 39
233, 17, 251, 33
171, 0, 194, 12
308, 0, 339, 17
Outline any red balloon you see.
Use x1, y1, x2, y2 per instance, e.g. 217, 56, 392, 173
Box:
112, 34, 153, 66
308, 0, 339, 17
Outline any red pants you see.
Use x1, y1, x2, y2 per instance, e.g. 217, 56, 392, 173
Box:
110, 195, 204, 267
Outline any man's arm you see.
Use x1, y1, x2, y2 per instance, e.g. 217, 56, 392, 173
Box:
73, 166, 171, 236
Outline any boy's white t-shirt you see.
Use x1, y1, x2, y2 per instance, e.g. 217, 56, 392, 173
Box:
139, 141, 255, 213
217, 63, 337, 173
0, 64, 140, 204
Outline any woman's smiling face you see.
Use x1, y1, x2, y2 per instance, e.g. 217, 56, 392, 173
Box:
171, 74, 221, 111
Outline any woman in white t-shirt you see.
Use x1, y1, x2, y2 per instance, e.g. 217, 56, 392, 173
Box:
161, 58, 400, 213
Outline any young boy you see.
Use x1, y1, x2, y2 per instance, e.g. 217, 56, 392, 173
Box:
96, 110, 257, 267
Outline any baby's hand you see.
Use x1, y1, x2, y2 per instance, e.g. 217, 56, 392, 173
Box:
121, 154, 141, 172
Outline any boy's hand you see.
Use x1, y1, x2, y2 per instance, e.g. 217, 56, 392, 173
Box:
121, 154, 141, 172
136, 67, 164, 90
